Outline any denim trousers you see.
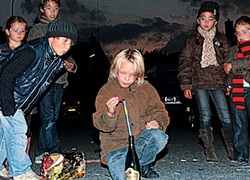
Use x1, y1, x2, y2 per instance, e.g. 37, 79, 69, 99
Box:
105, 128, 168, 180
0, 109, 32, 176
229, 87, 250, 161
35, 83, 63, 157
194, 89, 232, 129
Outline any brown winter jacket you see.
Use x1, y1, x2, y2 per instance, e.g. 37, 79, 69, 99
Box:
93, 77, 170, 164
178, 31, 231, 91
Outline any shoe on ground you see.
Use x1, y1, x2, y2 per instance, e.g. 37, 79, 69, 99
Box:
0, 168, 10, 179
230, 159, 248, 166
141, 163, 159, 178
35, 152, 48, 164
13, 170, 42, 180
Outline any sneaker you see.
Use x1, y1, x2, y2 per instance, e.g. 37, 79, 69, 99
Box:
13, 170, 42, 180
141, 163, 159, 178
35, 152, 47, 164
0, 168, 10, 179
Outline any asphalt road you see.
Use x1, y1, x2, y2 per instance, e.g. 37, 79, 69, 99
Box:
25, 115, 250, 180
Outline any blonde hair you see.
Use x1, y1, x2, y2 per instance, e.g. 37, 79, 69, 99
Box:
109, 49, 145, 85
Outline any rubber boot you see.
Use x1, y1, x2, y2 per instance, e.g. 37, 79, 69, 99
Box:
199, 127, 218, 163
221, 128, 234, 160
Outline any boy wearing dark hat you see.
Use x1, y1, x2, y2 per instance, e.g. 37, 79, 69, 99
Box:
178, 1, 234, 163
27, 0, 78, 165
0, 18, 77, 180
197, 0, 220, 21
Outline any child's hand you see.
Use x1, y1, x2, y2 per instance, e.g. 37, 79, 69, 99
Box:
106, 97, 120, 117
223, 63, 232, 74
225, 87, 230, 96
184, 89, 192, 99
146, 120, 160, 129
64, 60, 75, 72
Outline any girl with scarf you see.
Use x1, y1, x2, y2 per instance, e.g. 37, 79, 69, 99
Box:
178, 1, 233, 163
224, 16, 250, 166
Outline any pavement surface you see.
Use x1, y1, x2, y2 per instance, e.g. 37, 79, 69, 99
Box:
11, 115, 250, 180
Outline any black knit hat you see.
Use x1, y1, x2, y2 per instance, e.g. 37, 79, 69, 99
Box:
197, 1, 220, 21
47, 19, 78, 43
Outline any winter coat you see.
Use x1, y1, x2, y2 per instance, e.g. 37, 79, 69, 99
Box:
93, 77, 170, 164
27, 19, 77, 88
225, 45, 250, 86
0, 43, 12, 62
178, 31, 231, 91
27, 22, 48, 41
0, 36, 64, 116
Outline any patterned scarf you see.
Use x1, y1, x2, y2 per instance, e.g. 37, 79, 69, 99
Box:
232, 41, 250, 110
39, 15, 53, 24
198, 26, 218, 68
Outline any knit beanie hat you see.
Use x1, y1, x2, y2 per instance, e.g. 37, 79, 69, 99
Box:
47, 19, 78, 43
197, 1, 220, 21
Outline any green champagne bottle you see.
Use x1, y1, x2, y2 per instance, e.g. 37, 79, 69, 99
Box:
125, 135, 141, 180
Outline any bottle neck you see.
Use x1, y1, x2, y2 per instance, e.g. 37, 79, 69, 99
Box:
128, 135, 135, 146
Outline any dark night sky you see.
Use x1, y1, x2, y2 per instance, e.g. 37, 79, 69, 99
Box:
1, 0, 250, 59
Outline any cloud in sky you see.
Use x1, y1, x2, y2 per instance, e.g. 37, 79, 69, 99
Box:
2, 0, 250, 59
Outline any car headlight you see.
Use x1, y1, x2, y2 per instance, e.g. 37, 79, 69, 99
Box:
162, 96, 182, 104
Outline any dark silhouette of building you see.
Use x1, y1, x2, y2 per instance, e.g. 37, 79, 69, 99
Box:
224, 18, 236, 45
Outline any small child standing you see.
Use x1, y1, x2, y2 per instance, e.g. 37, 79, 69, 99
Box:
0, 16, 28, 179
178, 1, 233, 163
27, 0, 78, 164
224, 16, 250, 166
27, 0, 60, 41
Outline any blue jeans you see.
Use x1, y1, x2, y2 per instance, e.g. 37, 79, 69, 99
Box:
105, 129, 168, 180
35, 83, 63, 157
0, 109, 32, 176
194, 90, 232, 129
229, 87, 250, 161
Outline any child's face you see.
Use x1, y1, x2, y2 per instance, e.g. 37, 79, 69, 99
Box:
197, 12, 217, 31
117, 60, 137, 88
49, 37, 74, 56
5, 22, 26, 45
41, 0, 60, 21
235, 24, 250, 43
